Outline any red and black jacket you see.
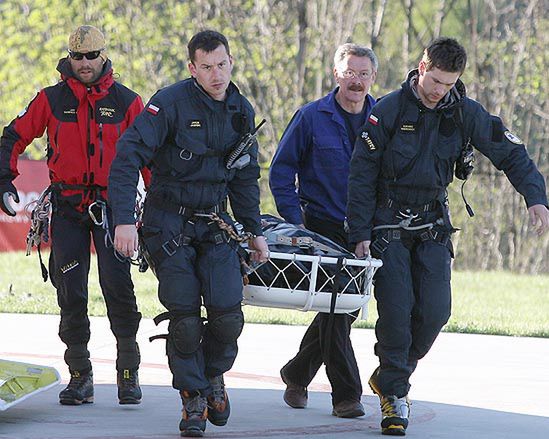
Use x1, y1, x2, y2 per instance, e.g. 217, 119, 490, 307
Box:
0, 57, 148, 212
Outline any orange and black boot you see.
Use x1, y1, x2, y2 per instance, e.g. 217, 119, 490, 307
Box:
179, 390, 208, 437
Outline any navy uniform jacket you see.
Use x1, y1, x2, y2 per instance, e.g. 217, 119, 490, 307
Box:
108, 78, 262, 236
347, 70, 548, 244
269, 88, 375, 225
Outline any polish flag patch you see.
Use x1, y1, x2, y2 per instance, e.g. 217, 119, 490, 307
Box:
146, 104, 160, 115
368, 114, 379, 126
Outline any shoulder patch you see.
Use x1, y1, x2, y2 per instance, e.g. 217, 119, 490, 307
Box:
504, 130, 523, 145
146, 103, 160, 115
360, 131, 377, 152
368, 114, 379, 126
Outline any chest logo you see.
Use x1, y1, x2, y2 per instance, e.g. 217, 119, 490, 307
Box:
63, 108, 76, 115
361, 131, 377, 151
400, 123, 416, 132
188, 120, 203, 129
99, 107, 115, 118
368, 114, 379, 126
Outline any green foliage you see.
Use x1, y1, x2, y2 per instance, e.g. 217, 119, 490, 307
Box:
0, 0, 546, 271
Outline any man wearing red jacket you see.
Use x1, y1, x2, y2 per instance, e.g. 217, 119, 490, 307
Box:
0, 25, 146, 406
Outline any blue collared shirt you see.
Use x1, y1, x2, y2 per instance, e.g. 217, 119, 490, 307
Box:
269, 88, 375, 224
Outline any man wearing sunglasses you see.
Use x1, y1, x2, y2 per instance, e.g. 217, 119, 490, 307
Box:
0, 25, 146, 406
269, 43, 377, 419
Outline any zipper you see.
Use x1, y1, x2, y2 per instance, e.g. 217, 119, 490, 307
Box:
52, 121, 62, 164
98, 123, 104, 168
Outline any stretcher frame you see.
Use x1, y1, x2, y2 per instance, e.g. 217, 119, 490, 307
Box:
243, 251, 382, 315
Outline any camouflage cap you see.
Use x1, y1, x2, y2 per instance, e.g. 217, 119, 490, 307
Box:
68, 25, 106, 59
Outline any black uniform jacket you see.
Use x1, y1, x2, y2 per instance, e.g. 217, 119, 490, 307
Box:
347, 70, 548, 244
108, 78, 262, 236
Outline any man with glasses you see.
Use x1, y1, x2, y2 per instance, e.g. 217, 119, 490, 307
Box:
108, 30, 268, 437
348, 37, 548, 436
0, 25, 145, 406
269, 43, 378, 418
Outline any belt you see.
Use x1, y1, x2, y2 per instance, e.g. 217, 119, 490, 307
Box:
148, 197, 228, 217
380, 197, 440, 214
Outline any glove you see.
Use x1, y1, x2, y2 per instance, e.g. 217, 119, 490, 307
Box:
0, 181, 20, 216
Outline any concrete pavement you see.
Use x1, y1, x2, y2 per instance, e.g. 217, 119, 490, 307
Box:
0, 312, 548, 438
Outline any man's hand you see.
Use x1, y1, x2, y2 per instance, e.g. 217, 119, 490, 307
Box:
0, 181, 20, 216
354, 240, 371, 258
528, 204, 549, 236
114, 224, 139, 258
249, 235, 269, 263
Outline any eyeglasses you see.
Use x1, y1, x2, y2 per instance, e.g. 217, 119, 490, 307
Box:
68, 50, 103, 60
341, 69, 373, 80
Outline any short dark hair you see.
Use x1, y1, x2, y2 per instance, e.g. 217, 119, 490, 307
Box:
188, 30, 230, 62
423, 37, 467, 74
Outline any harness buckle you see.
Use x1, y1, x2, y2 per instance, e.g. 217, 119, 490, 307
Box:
162, 239, 179, 257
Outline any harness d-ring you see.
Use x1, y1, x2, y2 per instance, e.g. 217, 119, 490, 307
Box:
179, 150, 193, 160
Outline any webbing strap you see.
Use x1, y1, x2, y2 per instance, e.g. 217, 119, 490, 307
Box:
323, 257, 345, 368
264, 232, 335, 253
148, 197, 227, 217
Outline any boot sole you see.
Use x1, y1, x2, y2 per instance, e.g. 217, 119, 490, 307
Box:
60, 397, 94, 405
332, 408, 365, 418
180, 427, 205, 437
382, 425, 406, 435
119, 398, 142, 405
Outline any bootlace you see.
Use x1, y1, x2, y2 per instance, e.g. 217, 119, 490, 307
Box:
183, 393, 207, 416
380, 395, 410, 418
209, 376, 226, 403
119, 370, 138, 387
67, 372, 89, 389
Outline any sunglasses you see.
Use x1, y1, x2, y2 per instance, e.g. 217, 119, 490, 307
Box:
68, 50, 102, 60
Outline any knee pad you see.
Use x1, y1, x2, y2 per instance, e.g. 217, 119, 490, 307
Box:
170, 315, 204, 356
207, 310, 244, 344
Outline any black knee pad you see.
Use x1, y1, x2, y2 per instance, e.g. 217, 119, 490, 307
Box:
207, 310, 244, 344
170, 315, 204, 356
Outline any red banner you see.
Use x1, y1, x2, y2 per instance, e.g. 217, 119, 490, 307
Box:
0, 159, 50, 252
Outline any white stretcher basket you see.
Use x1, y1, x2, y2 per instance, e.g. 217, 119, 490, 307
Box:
243, 251, 382, 315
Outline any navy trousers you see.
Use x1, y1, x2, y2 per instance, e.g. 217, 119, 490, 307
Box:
49, 205, 141, 369
280, 212, 363, 404
142, 205, 243, 394
371, 234, 452, 397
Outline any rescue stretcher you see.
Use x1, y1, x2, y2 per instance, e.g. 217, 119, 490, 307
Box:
0, 360, 60, 411
241, 215, 382, 316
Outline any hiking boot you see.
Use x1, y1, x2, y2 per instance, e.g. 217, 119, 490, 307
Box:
379, 395, 410, 436
280, 368, 307, 408
59, 369, 94, 405
179, 390, 207, 437
207, 375, 230, 426
117, 368, 142, 405
369, 367, 410, 436
332, 399, 365, 418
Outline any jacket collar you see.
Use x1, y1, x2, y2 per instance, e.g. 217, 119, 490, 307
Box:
56, 57, 114, 97
318, 87, 376, 114
403, 68, 466, 111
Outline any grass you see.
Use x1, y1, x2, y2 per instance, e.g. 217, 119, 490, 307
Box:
1, 251, 548, 337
